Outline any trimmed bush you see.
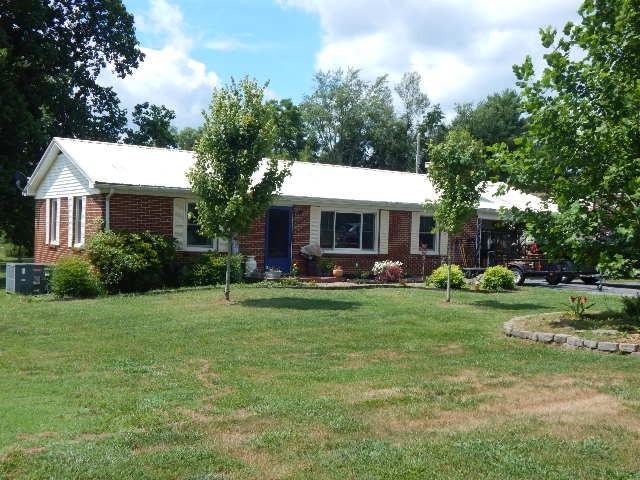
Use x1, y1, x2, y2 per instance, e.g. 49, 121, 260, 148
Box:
183, 253, 244, 286
481, 265, 516, 291
50, 256, 102, 298
87, 231, 177, 293
427, 264, 465, 289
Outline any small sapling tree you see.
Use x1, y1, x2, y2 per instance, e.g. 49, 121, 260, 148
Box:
188, 77, 290, 300
427, 128, 487, 302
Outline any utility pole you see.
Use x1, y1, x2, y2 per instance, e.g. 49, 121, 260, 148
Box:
415, 130, 421, 173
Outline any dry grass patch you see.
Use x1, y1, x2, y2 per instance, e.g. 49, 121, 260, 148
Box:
433, 343, 465, 354
369, 373, 640, 439
340, 350, 409, 369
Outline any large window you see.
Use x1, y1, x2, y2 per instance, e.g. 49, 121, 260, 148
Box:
73, 196, 84, 246
49, 198, 59, 244
187, 202, 214, 248
419, 215, 436, 251
320, 210, 375, 250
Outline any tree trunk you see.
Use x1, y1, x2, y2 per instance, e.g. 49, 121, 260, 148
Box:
446, 237, 451, 303
224, 235, 232, 301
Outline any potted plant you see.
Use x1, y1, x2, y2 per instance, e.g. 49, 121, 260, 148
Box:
264, 266, 282, 280
332, 265, 344, 278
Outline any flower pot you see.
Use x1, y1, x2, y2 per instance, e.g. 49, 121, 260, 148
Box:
332, 266, 344, 278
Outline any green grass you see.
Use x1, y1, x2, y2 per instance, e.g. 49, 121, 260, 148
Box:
0, 286, 639, 479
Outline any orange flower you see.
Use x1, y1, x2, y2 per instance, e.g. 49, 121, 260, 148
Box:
570, 296, 577, 303
580, 296, 588, 304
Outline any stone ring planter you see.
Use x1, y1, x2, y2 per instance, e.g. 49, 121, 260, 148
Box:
503, 314, 640, 357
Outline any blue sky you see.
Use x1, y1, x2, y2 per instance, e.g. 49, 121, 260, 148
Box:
103, 0, 581, 128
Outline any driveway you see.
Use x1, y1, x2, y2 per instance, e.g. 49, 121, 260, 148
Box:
525, 278, 639, 296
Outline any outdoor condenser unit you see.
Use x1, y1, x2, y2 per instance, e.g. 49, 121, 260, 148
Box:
5, 263, 51, 295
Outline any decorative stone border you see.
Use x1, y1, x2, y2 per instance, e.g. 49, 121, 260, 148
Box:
503, 316, 640, 356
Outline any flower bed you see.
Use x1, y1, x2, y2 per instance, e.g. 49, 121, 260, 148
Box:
504, 313, 640, 356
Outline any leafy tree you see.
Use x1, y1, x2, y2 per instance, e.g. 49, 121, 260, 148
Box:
451, 89, 525, 150
267, 99, 306, 159
176, 126, 203, 151
125, 102, 177, 148
419, 104, 447, 171
188, 78, 290, 300
427, 129, 487, 301
496, 0, 640, 276
301, 69, 408, 169
395, 72, 430, 172
0, 0, 143, 249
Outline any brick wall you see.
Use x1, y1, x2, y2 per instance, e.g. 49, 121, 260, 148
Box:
34, 195, 105, 264
291, 205, 310, 273
236, 206, 479, 277
108, 194, 173, 235
238, 215, 266, 271
33, 193, 479, 275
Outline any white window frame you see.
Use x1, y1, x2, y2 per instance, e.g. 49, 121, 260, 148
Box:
411, 212, 440, 255
185, 201, 218, 252
418, 215, 437, 253
72, 196, 86, 248
319, 209, 377, 254
48, 198, 60, 246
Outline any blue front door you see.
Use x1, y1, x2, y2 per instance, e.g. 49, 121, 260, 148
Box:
265, 206, 292, 273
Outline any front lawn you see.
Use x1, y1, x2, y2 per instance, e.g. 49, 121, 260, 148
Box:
0, 287, 638, 479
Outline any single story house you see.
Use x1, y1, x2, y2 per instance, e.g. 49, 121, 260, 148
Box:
24, 137, 548, 276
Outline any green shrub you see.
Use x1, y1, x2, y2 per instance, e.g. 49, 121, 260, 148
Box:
481, 265, 516, 291
87, 231, 177, 293
183, 253, 244, 286
621, 294, 640, 321
317, 258, 335, 275
427, 264, 465, 289
50, 256, 102, 298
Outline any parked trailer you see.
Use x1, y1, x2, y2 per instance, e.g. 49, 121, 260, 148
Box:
464, 257, 599, 286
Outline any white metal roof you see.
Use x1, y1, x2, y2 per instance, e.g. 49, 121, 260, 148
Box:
25, 137, 550, 212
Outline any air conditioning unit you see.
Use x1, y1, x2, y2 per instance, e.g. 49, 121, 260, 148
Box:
5, 263, 51, 295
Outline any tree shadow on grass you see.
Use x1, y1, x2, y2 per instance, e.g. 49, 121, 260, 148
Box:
470, 299, 549, 311
240, 296, 361, 311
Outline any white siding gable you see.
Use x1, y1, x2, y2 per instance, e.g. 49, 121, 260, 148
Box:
35, 153, 95, 199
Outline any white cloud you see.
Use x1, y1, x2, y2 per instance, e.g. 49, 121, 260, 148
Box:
278, 0, 580, 112
205, 36, 265, 52
100, 0, 218, 128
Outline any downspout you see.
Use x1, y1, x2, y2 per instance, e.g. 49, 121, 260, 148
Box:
105, 188, 114, 231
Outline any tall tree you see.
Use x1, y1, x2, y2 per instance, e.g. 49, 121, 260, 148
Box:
451, 89, 525, 150
301, 69, 407, 169
427, 129, 487, 302
267, 99, 306, 160
188, 78, 290, 301
176, 126, 203, 151
395, 72, 430, 172
125, 102, 177, 148
0, 0, 143, 249
497, 0, 640, 276
419, 104, 447, 171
